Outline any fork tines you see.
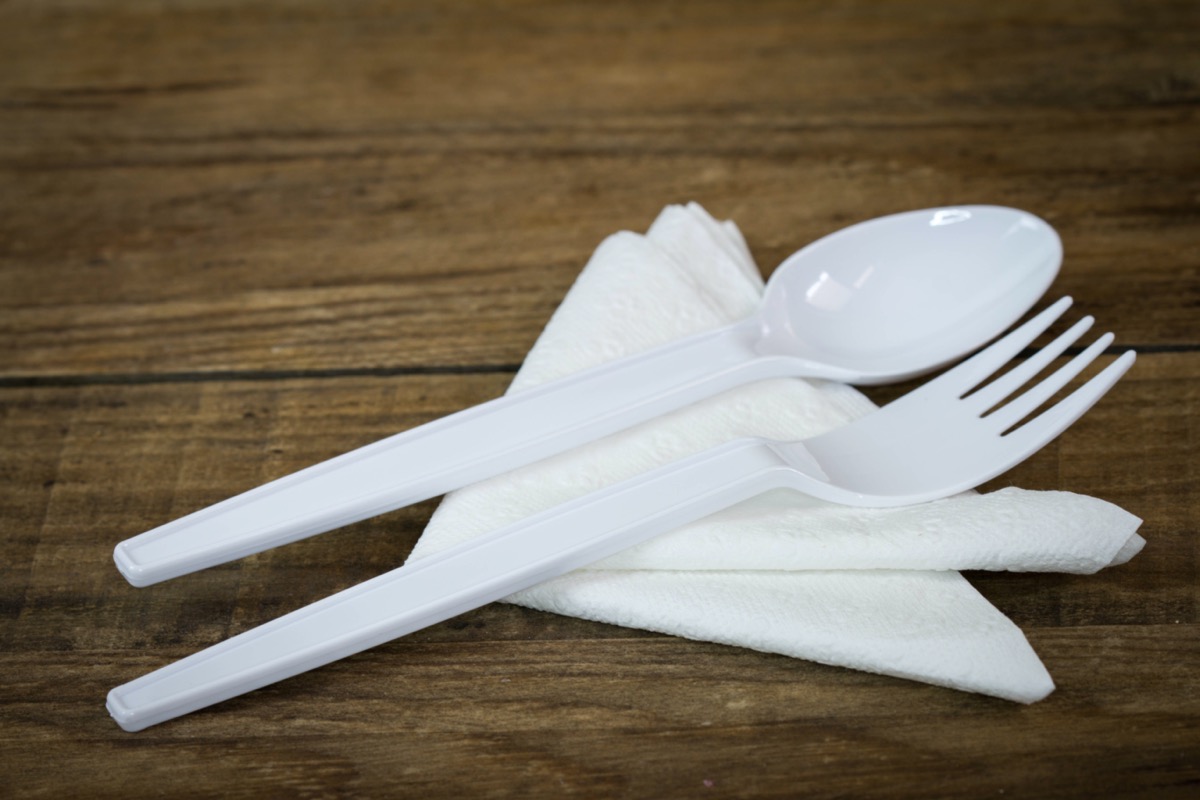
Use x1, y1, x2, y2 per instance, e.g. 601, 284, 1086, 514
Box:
945, 296, 1136, 440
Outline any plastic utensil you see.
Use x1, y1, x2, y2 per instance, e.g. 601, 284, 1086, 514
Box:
114, 205, 1061, 587
106, 297, 1134, 731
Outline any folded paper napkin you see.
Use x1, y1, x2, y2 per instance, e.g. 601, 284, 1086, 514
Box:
409, 203, 1144, 702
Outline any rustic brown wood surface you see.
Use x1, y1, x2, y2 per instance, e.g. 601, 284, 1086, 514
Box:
2, 1, 1197, 797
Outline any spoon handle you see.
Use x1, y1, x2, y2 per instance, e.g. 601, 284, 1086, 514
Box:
108, 438, 789, 731
115, 317, 795, 586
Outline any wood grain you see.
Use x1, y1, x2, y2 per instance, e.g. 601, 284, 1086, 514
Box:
1, 0, 1197, 797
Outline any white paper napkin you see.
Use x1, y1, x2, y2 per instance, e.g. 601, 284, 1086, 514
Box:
408, 203, 1143, 702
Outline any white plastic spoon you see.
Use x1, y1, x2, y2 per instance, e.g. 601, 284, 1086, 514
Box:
114, 205, 1061, 587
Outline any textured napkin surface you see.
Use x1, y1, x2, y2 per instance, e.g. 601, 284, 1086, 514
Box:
409, 203, 1143, 702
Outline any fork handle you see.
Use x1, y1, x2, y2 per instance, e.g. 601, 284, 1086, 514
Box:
113, 317, 805, 587
107, 438, 792, 731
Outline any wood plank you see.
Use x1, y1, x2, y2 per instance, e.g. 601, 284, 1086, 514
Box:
1, 354, 1191, 646
2, 630, 1198, 798
1, 0, 1196, 377
2, 146, 1195, 376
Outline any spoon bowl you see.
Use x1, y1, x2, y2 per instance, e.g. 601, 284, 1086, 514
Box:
759, 205, 1061, 383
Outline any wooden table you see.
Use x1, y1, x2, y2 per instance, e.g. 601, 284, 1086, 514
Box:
3, 1, 1196, 796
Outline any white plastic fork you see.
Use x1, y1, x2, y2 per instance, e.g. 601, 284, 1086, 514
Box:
106, 297, 1135, 731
